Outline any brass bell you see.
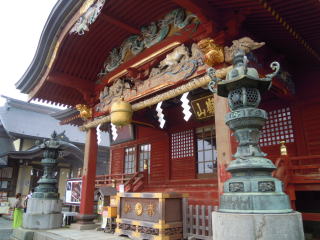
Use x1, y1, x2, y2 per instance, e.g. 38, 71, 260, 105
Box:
110, 99, 133, 126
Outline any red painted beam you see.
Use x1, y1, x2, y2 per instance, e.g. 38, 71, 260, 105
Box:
101, 14, 140, 35
47, 72, 95, 102
171, 0, 213, 23
302, 212, 320, 222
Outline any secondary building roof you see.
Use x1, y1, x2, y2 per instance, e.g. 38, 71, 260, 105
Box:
0, 96, 109, 146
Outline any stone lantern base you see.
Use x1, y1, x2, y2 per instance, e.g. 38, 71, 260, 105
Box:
212, 211, 304, 240
23, 198, 63, 230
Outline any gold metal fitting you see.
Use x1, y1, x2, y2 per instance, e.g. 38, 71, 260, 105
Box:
76, 104, 92, 120
197, 38, 224, 66
280, 141, 288, 156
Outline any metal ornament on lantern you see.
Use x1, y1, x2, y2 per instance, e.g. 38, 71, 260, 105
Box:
208, 49, 292, 213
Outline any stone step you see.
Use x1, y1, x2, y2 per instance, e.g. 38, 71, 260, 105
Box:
34, 229, 128, 240
0, 229, 12, 240
9, 229, 34, 240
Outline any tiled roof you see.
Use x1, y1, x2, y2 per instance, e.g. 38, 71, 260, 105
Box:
0, 96, 109, 146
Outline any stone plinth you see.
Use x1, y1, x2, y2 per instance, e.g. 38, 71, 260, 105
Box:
212, 211, 304, 240
23, 198, 63, 230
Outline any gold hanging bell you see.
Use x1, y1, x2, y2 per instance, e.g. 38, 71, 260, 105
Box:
110, 99, 133, 126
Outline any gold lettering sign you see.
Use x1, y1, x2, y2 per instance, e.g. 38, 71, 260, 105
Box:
191, 95, 215, 120
135, 202, 143, 216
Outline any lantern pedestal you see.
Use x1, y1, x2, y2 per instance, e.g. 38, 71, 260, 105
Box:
212, 211, 304, 240
23, 198, 63, 229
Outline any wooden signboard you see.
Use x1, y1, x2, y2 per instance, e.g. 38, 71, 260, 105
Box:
115, 192, 186, 240
191, 95, 215, 120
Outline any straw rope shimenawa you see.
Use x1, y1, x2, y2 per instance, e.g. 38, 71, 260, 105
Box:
79, 67, 231, 131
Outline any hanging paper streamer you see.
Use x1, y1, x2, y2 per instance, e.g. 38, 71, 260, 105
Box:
180, 92, 192, 121
97, 123, 102, 144
156, 102, 166, 129
111, 123, 118, 141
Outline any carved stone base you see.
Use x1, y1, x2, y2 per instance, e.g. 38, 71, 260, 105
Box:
212, 211, 304, 240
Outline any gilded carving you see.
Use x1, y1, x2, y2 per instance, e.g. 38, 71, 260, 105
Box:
75, 104, 92, 120
135, 202, 143, 216
146, 203, 155, 217
124, 202, 131, 214
197, 38, 224, 66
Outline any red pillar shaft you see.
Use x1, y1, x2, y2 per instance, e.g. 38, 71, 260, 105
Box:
79, 128, 97, 215
214, 95, 232, 197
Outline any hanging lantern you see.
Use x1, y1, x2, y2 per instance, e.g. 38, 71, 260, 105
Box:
110, 99, 133, 126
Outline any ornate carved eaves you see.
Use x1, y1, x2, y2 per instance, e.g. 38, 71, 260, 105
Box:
70, 0, 106, 35
96, 43, 206, 113
98, 8, 199, 77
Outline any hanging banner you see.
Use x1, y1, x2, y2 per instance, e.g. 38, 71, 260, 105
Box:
65, 179, 82, 205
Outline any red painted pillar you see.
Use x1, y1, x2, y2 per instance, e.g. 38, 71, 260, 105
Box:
214, 95, 232, 198
78, 128, 98, 224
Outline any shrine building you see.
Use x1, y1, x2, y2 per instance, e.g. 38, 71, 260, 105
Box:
16, 0, 320, 237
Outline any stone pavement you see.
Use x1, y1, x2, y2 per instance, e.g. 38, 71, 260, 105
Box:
0, 217, 12, 240
33, 229, 129, 240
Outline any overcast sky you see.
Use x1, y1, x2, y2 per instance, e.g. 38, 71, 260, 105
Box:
0, 0, 58, 106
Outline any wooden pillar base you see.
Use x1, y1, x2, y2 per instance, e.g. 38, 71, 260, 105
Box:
71, 214, 98, 230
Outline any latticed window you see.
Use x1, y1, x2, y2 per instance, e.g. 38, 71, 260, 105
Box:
138, 144, 151, 172
171, 130, 194, 159
124, 147, 136, 174
260, 107, 295, 147
196, 126, 217, 174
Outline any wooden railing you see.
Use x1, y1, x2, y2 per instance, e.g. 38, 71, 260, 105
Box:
183, 200, 217, 240
95, 171, 147, 192
274, 155, 320, 184
95, 173, 132, 186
